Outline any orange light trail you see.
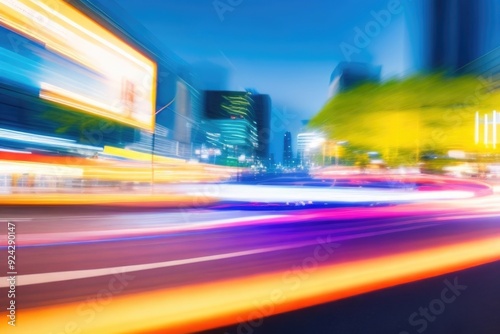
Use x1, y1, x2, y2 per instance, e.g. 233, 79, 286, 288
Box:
0, 148, 235, 205
1, 236, 498, 333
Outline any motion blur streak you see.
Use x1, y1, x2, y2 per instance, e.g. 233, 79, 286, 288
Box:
4, 238, 329, 286
6, 214, 290, 246
0, 148, 235, 203
0, 192, 210, 205
1, 237, 498, 333
0, 0, 157, 130
210, 184, 475, 202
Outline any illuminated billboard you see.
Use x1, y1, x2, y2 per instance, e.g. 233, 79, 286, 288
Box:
0, 0, 157, 131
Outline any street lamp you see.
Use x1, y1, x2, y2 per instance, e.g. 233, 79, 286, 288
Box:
151, 97, 175, 193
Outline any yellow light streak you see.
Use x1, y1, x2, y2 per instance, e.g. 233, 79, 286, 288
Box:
102, 146, 186, 164
1, 236, 498, 333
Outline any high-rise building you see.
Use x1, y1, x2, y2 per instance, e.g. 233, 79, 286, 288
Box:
204, 90, 258, 162
283, 131, 293, 167
203, 90, 271, 164
328, 62, 381, 98
252, 93, 271, 163
409, 0, 500, 76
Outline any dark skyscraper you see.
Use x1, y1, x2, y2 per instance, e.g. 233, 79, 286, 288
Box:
252, 93, 271, 162
426, 0, 479, 72
204, 90, 258, 161
203, 90, 271, 163
411, 0, 500, 75
283, 131, 292, 167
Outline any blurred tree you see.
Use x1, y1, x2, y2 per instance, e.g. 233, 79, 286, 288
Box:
310, 73, 498, 167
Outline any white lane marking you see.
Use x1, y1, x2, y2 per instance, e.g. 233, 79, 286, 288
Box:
0, 218, 33, 221
0, 223, 440, 287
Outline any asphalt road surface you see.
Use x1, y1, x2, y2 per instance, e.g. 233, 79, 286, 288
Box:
0, 192, 499, 333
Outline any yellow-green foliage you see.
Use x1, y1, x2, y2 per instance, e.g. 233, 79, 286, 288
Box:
310, 73, 498, 165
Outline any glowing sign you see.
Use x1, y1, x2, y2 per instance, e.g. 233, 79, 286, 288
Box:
0, 0, 157, 131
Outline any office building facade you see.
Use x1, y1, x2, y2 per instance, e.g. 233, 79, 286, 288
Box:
203, 90, 271, 165
203, 90, 258, 164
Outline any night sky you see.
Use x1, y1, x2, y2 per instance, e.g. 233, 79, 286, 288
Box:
112, 0, 413, 159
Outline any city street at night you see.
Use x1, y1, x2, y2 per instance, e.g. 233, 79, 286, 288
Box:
1, 0, 499, 333
1, 178, 500, 332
